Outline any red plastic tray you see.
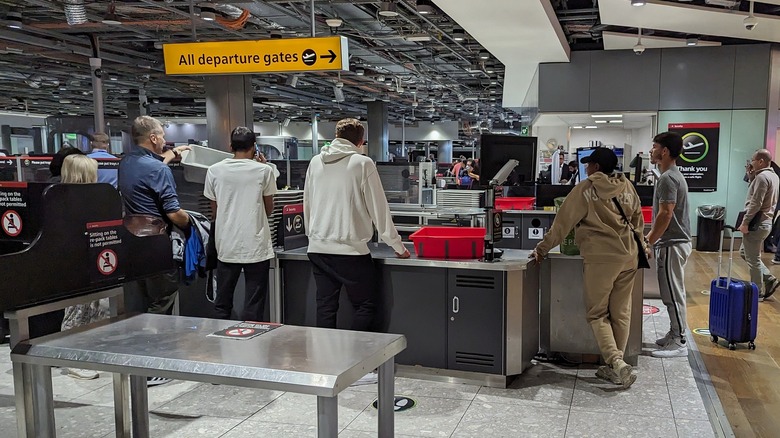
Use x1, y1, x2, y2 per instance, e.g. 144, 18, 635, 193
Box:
495, 197, 535, 211
642, 206, 653, 224
409, 226, 486, 259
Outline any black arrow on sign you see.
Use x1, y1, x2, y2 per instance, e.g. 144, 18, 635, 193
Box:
321, 49, 337, 63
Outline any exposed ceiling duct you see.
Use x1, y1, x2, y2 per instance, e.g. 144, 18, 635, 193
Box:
63, 0, 87, 26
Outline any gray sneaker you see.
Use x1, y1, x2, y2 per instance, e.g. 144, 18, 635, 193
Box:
651, 337, 688, 358
595, 365, 621, 385
655, 330, 673, 347
764, 277, 780, 300
611, 359, 636, 389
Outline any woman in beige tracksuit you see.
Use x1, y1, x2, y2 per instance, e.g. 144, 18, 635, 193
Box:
532, 148, 647, 389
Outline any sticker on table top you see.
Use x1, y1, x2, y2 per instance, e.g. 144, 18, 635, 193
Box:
528, 228, 544, 240
642, 305, 660, 315
693, 328, 711, 336
208, 321, 282, 340
1, 209, 21, 237
372, 396, 416, 412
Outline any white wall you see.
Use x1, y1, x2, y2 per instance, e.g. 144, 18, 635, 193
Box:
0, 113, 47, 128
631, 125, 655, 155
570, 128, 632, 150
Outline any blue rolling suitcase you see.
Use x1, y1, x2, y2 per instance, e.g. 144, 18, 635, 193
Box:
709, 226, 758, 351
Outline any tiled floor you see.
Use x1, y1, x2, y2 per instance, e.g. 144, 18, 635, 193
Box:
0, 299, 718, 437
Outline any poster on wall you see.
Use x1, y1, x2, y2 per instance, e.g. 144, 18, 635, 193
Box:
667, 123, 720, 192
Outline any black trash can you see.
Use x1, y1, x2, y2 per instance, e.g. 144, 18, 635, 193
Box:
696, 205, 725, 252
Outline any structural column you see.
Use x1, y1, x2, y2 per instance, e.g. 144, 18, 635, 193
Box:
205, 75, 253, 152
438, 140, 453, 164
366, 101, 388, 162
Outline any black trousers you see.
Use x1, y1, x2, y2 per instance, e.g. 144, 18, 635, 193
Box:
308, 253, 377, 332
123, 270, 179, 316
215, 260, 271, 321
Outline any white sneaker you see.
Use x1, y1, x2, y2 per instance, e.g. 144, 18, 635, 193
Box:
351, 372, 378, 386
655, 330, 674, 347
67, 368, 99, 380
146, 377, 173, 387
651, 338, 688, 358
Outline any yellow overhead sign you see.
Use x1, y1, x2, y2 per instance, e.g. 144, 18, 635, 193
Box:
163, 36, 349, 76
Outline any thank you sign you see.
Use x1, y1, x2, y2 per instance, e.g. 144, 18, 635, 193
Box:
668, 123, 720, 192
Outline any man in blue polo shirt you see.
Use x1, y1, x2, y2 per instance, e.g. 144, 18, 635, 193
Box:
87, 132, 118, 187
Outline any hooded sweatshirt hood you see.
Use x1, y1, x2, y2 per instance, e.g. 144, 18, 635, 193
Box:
319, 138, 362, 163
534, 171, 647, 263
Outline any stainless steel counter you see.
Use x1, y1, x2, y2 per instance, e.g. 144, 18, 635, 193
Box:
12, 314, 406, 438
277, 243, 534, 272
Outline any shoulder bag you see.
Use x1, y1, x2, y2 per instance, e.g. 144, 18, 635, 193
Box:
612, 198, 650, 269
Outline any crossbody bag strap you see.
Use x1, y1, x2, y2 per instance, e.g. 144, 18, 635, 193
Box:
612, 197, 636, 233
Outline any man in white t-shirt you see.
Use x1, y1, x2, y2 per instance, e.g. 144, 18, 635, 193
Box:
204, 127, 277, 321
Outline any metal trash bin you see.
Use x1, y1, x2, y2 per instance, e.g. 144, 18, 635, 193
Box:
697, 205, 725, 252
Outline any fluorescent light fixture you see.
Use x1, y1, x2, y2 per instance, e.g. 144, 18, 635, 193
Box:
591, 114, 622, 118
686, 37, 698, 46
333, 86, 345, 102
283, 117, 291, 127
405, 34, 432, 42
585, 125, 598, 129
595, 120, 608, 124
378, 1, 399, 17
6, 11, 22, 29
572, 126, 584, 129
608, 120, 622, 124
705, 0, 738, 6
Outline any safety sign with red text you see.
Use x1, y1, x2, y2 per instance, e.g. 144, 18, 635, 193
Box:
87, 219, 126, 283
208, 321, 282, 340
0, 181, 29, 241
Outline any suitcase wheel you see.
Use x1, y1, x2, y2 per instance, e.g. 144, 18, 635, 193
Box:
729, 343, 736, 350
710, 335, 718, 343
749, 341, 756, 350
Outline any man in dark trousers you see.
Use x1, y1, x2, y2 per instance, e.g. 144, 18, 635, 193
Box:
304, 118, 410, 336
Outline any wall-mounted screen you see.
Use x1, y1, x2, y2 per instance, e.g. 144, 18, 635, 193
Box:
479, 135, 538, 187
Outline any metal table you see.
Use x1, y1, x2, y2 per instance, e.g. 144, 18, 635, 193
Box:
11, 314, 406, 438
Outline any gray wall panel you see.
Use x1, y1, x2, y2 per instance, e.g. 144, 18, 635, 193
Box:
539, 51, 591, 112
659, 46, 736, 110
589, 50, 661, 112
733, 44, 771, 109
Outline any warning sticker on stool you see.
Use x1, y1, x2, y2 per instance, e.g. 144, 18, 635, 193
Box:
0, 182, 29, 241
209, 321, 282, 340
87, 219, 125, 283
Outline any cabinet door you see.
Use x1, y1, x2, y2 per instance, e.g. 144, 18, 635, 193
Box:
447, 269, 505, 374
382, 266, 447, 369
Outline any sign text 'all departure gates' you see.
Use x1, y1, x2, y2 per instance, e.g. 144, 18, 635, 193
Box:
163, 36, 349, 76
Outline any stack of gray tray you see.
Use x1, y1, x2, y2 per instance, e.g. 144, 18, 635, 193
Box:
436, 189, 483, 209
270, 190, 304, 247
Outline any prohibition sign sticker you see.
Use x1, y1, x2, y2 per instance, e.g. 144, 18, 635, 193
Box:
1, 210, 22, 237
226, 328, 255, 336
97, 249, 118, 275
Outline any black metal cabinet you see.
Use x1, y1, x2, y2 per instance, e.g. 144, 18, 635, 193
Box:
381, 266, 447, 368
446, 269, 505, 374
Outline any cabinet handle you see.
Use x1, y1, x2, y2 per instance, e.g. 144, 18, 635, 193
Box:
452, 296, 459, 314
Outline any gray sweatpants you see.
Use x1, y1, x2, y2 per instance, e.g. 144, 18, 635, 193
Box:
656, 242, 692, 342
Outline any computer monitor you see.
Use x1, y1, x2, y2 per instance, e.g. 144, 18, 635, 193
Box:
479, 134, 538, 188
576, 147, 598, 184
535, 184, 574, 208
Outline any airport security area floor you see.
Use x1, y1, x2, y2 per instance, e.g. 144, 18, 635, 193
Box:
0, 297, 716, 438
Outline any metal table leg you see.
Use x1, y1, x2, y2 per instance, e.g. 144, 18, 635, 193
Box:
30, 364, 55, 438
316, 395, 338, 438
130, 375, 149, 437
378, 359, 395, 437
113, 373, 131, 437
13, 362, 33, 438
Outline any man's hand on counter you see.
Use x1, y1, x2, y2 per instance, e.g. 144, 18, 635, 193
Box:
396, 248, 411, 259
530, 250, 543, 264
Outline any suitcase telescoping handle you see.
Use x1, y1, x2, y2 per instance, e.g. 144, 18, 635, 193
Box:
717, 225, 737, 289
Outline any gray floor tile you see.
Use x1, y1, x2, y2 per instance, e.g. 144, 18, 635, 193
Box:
74, 379, 202, 409
220, 420, 317, 438
669, 385, 709, 421
451, 402, 568, 438
249, 389, 375, 429
338, 430, 424, 438
348, 377, 480, 401
347, 395, 472, 437
475, 363, 575, 410
0, 406, 17, 438
147, 414, 243, 438
53, 404, 116, 438
565, 410, 677, 437
154, 383, 283, 418
675, 419, 716, 438
571, 368, 673, 418
663, 357, 699, 387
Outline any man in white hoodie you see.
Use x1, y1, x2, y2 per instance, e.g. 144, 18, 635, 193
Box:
304, 118, 410, 332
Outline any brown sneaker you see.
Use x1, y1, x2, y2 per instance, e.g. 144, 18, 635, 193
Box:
611, 359, 637, 389
595, 365, 621, 385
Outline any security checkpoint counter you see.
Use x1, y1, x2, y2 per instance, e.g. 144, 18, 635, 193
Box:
276, 244, 540, 388
11, 313, 405, 438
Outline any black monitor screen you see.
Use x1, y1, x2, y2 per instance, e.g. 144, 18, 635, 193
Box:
535, 184, 575, 208
634, 184, 654, 207
479, 135, 538, 187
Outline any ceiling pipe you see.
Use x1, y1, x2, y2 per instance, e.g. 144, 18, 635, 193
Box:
63, 0, 88, 26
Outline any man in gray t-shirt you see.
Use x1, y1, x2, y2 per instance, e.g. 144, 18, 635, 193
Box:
645, 132, 692, 359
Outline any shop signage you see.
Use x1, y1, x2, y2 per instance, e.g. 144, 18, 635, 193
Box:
667, 123, 720, 192
20, 157, 52, 183
163, 36, 349, 75
209, 321, 282, 340
0, 157, 18, 182
281, 203, 307, 250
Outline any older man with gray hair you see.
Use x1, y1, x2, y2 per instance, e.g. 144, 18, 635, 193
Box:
740, 149, 780, 300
